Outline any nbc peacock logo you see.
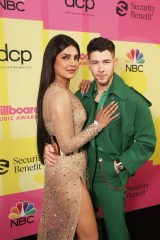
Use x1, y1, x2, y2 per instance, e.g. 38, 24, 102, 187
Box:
126, 49, 145, 64
125, 49, 145, 72
9, 201, 36, 228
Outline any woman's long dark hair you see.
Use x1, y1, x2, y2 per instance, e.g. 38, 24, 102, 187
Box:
37, 34, 80, 164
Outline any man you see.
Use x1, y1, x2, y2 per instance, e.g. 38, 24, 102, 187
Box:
44, 37, 156, 239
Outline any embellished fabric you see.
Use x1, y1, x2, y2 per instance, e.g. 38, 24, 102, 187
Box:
37, 84, 100, 240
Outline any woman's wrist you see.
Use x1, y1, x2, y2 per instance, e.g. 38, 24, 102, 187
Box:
93, 120, 102, 132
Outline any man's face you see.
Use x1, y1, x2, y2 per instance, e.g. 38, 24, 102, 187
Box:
88, 50, 117, 88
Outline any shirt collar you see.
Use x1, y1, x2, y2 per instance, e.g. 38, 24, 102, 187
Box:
82, 73, 127, 100
94, 83, 109, 97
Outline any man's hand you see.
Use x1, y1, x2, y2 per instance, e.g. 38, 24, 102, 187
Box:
43, 144, 58, 166
78, 80, 92, 95
114, 160, 120, 174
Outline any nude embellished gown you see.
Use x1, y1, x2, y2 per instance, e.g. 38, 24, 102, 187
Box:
37, 84, 101, 240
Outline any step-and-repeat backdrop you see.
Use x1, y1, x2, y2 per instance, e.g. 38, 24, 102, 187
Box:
0, 0, 160, 239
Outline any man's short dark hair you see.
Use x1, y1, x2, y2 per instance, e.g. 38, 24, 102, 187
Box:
87, 37, 115, 59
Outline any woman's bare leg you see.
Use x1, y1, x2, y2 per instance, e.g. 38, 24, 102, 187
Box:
76, 181, 98, 240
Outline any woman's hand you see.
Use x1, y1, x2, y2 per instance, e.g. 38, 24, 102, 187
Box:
78, 80, 92, 95
95, 101, 119, 129
43, 144, 58, 166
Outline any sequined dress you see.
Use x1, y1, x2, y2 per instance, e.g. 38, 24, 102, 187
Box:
37, 84, 101, 240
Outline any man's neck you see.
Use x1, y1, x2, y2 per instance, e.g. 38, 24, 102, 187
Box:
96, 77, 113, 93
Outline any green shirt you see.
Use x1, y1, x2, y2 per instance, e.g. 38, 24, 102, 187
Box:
94, 85, 110, 114
94, 84, 110, 152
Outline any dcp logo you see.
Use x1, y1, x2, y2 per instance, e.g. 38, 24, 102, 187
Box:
0, 44, 32, 65
0, 159, 9, 175
65, 0, 95, 12
116, 1, 128, 16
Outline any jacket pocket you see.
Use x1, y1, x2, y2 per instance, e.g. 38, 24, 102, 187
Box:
101, 160, 117, 178
123, 123, 134, 136
107, 119, 123, 153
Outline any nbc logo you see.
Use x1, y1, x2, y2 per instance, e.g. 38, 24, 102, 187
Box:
9, 201, 36, 227
125, 49, 145, 72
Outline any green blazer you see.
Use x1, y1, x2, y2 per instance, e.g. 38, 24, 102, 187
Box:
76, 73, 156, 191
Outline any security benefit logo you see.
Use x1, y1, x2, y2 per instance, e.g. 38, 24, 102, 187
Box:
0, 159, 9, 175
126, 183, 149, 198
13, 155, 42, 174
116, 1, 128, 16
8, 201, 36, 228
125, 49, 145, 72
116, 1, 156, 20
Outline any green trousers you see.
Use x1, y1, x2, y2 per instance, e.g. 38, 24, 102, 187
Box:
91, 162, 130, 240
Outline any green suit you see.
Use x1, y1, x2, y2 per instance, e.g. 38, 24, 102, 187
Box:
76, 73, 156, 240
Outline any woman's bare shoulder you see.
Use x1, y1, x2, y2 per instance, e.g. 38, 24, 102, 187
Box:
43, 84, 71, 105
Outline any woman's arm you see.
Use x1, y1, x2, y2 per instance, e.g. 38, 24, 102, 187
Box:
44, 88, 118, 155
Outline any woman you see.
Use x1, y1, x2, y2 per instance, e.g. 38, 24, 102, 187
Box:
37, 34, 119, 240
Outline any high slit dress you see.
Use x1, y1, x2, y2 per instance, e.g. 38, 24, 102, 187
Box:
37, 84, 101, 240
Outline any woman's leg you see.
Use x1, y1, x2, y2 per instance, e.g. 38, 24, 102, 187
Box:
76, 180, 98, 240
38, 168, 82, 240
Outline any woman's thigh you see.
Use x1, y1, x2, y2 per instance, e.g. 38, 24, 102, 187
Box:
76, 180, 98, 240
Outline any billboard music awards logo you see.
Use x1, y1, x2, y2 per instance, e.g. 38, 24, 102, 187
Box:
116, 1, 156, 20
0, 105, 37, 121
125, 49, 145, 72
0, 0, 25, 11
0, 44, 32, 69
64, 0, 95, 16
79, 53, 88, 66
8, 201, 36, 228
0, 159, 9, 175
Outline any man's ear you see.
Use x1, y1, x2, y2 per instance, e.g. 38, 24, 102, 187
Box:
114, 57, 118, 67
